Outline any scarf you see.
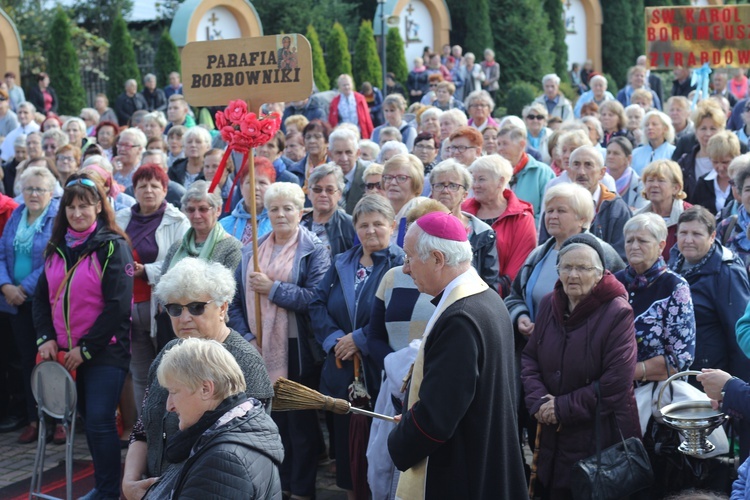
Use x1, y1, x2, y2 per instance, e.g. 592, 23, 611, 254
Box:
127, 202, 166, 264
246, 228, 299, 383
165, 393, 249, 463
615, 167, 634, 197
85, 164, 121, 199
731, 206, 750, 252
64, 221, 97, 248
13, 204, 51, 253
551, 272, 626, 328
169, 222, 229, 269
622, 257, 667, 291
671, 243, 716, 279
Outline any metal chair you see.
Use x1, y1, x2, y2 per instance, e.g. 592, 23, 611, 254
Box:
29, 361, 77, 500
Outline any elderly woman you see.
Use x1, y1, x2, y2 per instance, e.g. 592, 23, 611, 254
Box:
481, 49, 500, 101
417, 107, 442, 139
140, 112, 167, 142
617, 65, 662, 110
363, 163, 385, 197
284, 132, 306, 163
522, 233, 640, 499
524, 103, 552, 164
220, 157, 276, 244
506, 183, 625, 340
677, 100, 726, 202
358, 139, 379, 162
94, 93, 118, 125
123, 258, 274, 500
432, 81, 465, 112
573, 74, 615, 118
228, 182, 330, 500
382, 153, 427, 247
289, 120, 331, 189
62, 117, 94, 151
41, 128, 68, 158
115, 164, 190, 413
80, 108, 100, 136
376, 140, 408, 164
54, 143, 81, 183
371, 94, 417, 151
606, 136, 646, 211
464, 90, 498, 132
113, 127, 147, 190
581, 116, 605, 151
599, 100, 633, 147
667, 96, 694, 141
634, 160, 692, 259
0, 167, 59, 443
34, 172, 133, 500
632, 110, 677, 174
631, 88, 654, 111
168, 126, 211, 189
95, 121, 118, 161
482, 126, 499, 156
150, 338, 282, 499
81, 155, 137, 212
717, 156, 750, 267
461, 155, 537, 296
693, 131, 740, 215
626, 105, 646, 145
429, 159, 500, 290
669, 206, 750, 382
310, 195, 404, 498
439, 108, 468, 144
300, 163, 355, 258
412, 132, 439, 193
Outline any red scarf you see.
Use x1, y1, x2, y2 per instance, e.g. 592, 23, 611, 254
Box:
513, 152, 529, 176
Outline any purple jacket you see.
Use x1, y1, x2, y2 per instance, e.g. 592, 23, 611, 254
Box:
521, 273, 640, 491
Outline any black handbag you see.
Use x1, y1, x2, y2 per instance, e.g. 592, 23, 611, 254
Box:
570, 381, 654, 500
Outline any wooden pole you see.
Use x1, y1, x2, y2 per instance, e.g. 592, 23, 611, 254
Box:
246, 151, 263, 349
529, 421, 542, 499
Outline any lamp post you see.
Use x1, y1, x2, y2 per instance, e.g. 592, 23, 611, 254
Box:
378, 0, 387, 92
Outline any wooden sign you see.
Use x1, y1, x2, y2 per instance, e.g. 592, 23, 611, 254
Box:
182, 34, 313, 110
646, 5, 750, 69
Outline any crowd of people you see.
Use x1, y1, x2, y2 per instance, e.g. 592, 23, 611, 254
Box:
4, 46, 750, 499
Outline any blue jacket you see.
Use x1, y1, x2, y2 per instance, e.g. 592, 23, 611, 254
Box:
310, 243, 404, 399
0, 198, 59, 313
722, 377, 750, 462
511, 154, 555, 224
220, 202, 272, 242
228, 226, 331, 378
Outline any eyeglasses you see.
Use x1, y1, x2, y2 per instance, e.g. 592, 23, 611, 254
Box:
57, 155, 75, 163
163, 300, 214, 317
311, 186, 339, 195
23, 187, 49, 195
66, 178, 98, 191
118, 142, 136, 149
432, 182, 465, 192
526, 114, 546, 120
365, 182, 381, 191
185, 205, 214, 214
414, 144, 435, 151
382, 174, 411, 184
557, 265, 600, 276
447, 145, 476, 153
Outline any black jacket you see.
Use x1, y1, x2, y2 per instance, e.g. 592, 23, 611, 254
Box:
466, 213, 501, 293
671, 78, 697, 98
114, 92, 148, 126
300, 209, 355, 258
141, 87, 167, 112
28, 85, 58, 114
168, 158, 205, 187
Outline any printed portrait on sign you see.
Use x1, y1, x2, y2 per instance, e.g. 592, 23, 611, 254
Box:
277, 34, 299, 70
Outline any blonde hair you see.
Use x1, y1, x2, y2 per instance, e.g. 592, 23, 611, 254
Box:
543, 183, 595, 229
469, 154, 513, 186
284, 114, 309, 133
691, 99, 727, 129
383, 153, 424, 195
706, 130, 741, 160
641, 159, 687, 200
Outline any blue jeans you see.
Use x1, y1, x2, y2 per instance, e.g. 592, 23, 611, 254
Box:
77, 363, 127, 498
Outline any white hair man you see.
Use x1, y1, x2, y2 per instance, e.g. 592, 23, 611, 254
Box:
533, 73, 573, 121
114, 78, 148, 126
328, 74, 374, 139
328, 127, 367, 214
573, 74, 616, 118
1, 101, 39, 162
389, 211, 526, 498
141, 73, 167, 112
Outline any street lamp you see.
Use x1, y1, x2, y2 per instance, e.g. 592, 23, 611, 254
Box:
377, 0, 399, 93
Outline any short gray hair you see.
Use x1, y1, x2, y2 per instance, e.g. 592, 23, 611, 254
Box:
469, 154, 513, 185
120, 127, 148, 148
569, 145, 604, 169
419, 107, 443, 124
144, 73, 156, 84
410, 222, 472, 267
429, 159, 472, 191
558, 243, 604, 276
20, 165, 57, 191
264, 182, 305, 210
362, 162, 383, 181
464, 90, 495, 112
309, 162, 345, 192
328, 128, 358, 151
543, 183, 595, 229
542, 73, 561, 86
181, 180, 223, 210
358, 139, 380, 160
157, 338, 246, 402
352, 193, 395, 226
142, 149, 168, 168
82, 155, 114, 174
589, 74, 607, 87
581, 116, 604, 143
623, 212, 668, 243
522, 103, 548, 119
377, 141, 409, 163
182, 126, 212, 148
63, 117, 86, 133
441, 109, 468, 127
80, 108, 100, 123
125, 78, 137, 88
155, 257, 237, 305
18, 101, 36, 113
379, 126, 402, 142
143, 111, 168, 129
498, 115, 527, 135
42, 129, 69, 148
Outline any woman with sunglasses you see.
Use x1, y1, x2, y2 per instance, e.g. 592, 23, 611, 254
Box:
523, 103, 552, 165
228, 182, 330, 500
33, 172, 133, 500
123, 257, 273, 500
300, 163, 355, 258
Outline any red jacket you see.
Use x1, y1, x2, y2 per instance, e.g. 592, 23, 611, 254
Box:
328, 92, 374, 139
462, 189, 537, 296
0, 194, 19, 236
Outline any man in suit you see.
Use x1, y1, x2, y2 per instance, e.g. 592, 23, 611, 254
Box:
328, 127, 367, 214
637, 55, 664, 107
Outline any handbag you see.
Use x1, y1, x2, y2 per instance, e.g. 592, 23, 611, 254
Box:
570, 381, 653, 500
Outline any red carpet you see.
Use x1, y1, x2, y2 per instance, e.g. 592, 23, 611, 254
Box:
0, 460, 96, 500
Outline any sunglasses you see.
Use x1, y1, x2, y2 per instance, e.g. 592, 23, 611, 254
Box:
163, 300, 214, 317
66, 178, 98, 190
526, 114, 546, 120
311, 186, 339, 195
365, 182, 381, 191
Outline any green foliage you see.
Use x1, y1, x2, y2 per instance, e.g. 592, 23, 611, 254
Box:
154, 30, 181, 90
254, 0, 358, 43
46, 9, 86, 115
603, 73, 619, 96
505, 82, 539, 118
353, 20, 382, 89
386, 27, 408, 87
67, 0, 134, 38
307, 24, 330, 92
601, 0, 634, 87
489, 0, 553, 93
325, 22, 352, 90
310, 0, 359, 42
631, 0, 646, 61
558, 81, 578, 103
544, 0, 569, 81
106, 14, 141, 103
462, 0, 492, 57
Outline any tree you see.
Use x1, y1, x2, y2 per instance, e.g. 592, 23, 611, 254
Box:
353, 20, 382, 89
307, 25, 330, 92
631, 0, 646, 62
386, 27, 408, 86
68, 0, 134, 38
462, 0, 492, 57
154, 30, 181, 90
46, 9, 86, 114
544, 0, 568, 81
489, 0, 553, 93
601, 0, 634, 87
326, 22, 352, 89
106, 13, 141, 103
